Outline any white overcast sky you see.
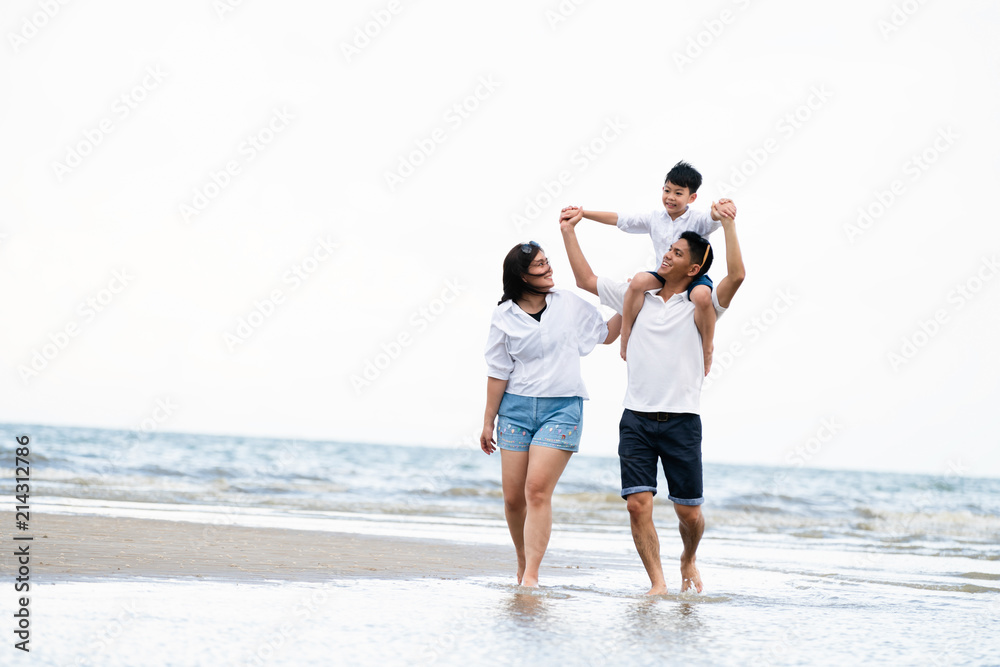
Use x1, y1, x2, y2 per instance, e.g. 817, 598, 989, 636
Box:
2, 0, 998, 477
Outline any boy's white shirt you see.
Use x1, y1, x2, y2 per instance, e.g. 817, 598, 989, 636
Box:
617, 207, 721, 263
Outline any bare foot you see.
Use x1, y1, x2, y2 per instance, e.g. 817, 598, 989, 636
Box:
517, 559, 525, 585
680, 557, 703, 593
703, 346, 713, 377
521, 574, 539, 588
620, 338, 628, 361
645, 583, 668, 595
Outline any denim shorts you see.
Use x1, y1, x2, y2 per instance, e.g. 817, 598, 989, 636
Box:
646, 271, 713, 298
496, 393, 583, 453
618, 409, 703, 505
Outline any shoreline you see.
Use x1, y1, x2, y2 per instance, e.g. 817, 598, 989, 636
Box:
0, 512, 541, 583
0, 512, 536, 582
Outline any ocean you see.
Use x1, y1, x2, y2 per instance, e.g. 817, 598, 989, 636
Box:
2, 422, 999, 666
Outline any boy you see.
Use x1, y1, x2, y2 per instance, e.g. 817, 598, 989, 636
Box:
561, 161, 735, 375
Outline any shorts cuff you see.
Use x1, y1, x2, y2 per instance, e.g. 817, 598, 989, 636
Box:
621, 485, 657, 499
530, 440, 579, 453
497, 442, 529, 452
668, 495, 704, 506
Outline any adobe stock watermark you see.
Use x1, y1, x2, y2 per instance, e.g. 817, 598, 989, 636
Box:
224, 235, 338, 351
18, 269, 134, 384
887, 254, 998, 371
703, 288, 798, 390
771, 417, 844, 493
383, 75, 500, 192
673, 0, 753, 72
878, 0, 930, 40
74, 601, 142, 667
7, 0, 72, 53
241, 585, 336, 666
351, 278, 466, 394
51, 65, 168, 182
544, 0, 588, 30
511, 116, 628, 233
853, 458, 967, 570
843, 127, 957, 244
213, 0, 248, 20
341, 0, 404, 63
717, 85, 833, 197
179, 106, 294, 223
98, 397, 179, 480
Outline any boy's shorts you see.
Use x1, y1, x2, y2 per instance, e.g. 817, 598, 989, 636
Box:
618, 409, 703, 505
645, 271, 713, 299
496, 393, 583, 453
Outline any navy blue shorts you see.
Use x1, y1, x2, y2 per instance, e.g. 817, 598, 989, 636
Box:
645, 271, 713, 298
618, 409, 703, 505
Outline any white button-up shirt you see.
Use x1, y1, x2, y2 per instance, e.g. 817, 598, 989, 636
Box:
484, 289, 608, 399
618, 207, 720, 262
597, 277, 726, 414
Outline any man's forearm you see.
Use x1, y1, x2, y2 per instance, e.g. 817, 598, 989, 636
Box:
722, 221, 745, 281
582, 210, 618, 226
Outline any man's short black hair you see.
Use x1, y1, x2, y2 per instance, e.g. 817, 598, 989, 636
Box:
680, 231, 713, 277
665, 161, 703, 193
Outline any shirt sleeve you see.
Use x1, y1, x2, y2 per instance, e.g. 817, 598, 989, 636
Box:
570, 295, 610, 356
616, 210, 653, 234
596, 276, 628, 315
688, 208, 722, 237
712, 287, 727, 319
484, 316, 514, 379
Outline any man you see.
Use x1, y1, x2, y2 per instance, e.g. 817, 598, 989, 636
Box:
559, 203, 745, 594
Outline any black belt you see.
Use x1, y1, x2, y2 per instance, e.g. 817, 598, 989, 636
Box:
630, 410, 683, 422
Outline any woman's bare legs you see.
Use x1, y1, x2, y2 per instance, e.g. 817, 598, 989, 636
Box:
520, 445, 573, 587
500, 449, 529, 583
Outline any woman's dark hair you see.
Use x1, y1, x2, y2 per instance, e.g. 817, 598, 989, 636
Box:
679, 231, 714, 278
498, 242, 549, 305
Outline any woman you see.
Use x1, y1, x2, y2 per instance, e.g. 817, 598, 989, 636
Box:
481, 240, 621, 587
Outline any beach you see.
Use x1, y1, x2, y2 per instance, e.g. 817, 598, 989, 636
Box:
2, 512, 520, 582
1, 424, 999, 666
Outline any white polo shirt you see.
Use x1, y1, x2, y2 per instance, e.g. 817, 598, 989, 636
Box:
618, 207, 720, 262
484, 289, 608, 399
597, 276, 726, 414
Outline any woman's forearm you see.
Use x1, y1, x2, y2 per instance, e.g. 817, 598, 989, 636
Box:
483, 377, 508, 426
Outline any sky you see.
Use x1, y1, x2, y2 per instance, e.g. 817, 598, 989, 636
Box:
2, 0, 999, 477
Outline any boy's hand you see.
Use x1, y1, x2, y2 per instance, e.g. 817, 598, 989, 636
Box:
714, 198, 737, 219
711, 202, 735, 224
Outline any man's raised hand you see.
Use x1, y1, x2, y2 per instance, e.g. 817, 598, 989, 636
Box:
711, 202, 734, 224
714, 199, 737, 219
560, 205, 583, 230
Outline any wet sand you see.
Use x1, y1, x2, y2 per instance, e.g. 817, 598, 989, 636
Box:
0, 512, 539, 582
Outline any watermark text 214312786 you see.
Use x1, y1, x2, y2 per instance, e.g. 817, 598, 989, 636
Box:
13, 435, 33, 653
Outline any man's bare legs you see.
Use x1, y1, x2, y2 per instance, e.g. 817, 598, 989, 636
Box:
521, 445, 573, 587
627, 493, 706, 594
674, 503, 705, 593
625, 491, 667, 594
690, 285, 716, 376
500, 449, 529, 583
620, 273, 662, 361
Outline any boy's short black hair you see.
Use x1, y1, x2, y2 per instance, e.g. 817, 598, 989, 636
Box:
680, 231, 713, 277
665, 161, 703, 193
